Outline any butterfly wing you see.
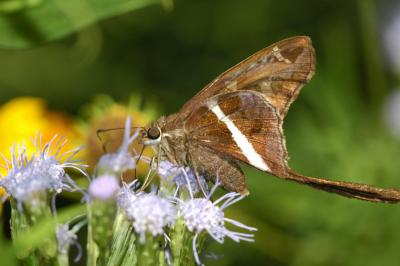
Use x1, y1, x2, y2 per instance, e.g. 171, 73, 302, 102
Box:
184, 91, 400, 202
186, 143, 248, 195
185, 90, 288, 176
179, 36, 315, 119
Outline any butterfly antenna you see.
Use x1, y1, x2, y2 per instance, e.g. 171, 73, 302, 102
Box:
96, 126, 144, 153
96, 129, 109, 153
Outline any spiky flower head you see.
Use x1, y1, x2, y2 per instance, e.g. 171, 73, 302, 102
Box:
178, 181, 257, 265
56, 220, 86, 263
56, 224, 78, 256
118, 183, 176, 243
158, 160, 208, 195
0, 134, 86, 202
117, 180, 141, 211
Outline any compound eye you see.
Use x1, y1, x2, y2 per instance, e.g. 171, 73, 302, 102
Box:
147, 127, 161, 140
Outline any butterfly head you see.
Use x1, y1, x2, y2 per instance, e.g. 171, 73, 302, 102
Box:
142, 125, 162, 146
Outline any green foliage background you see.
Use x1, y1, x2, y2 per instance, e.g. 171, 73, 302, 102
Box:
1, 0, 400, 265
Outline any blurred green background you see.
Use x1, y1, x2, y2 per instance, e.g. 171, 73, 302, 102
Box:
1, 0, 400, 265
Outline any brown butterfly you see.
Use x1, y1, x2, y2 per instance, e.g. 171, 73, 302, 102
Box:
141, 36, 400, 203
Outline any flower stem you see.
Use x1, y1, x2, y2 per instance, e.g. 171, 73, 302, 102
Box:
87, 192, 118, 265
107, 211, 137, 266
170, 218, 200, 266
19, 193, 57, 265
86, 205, 99, 266
57, 252, 69, 266
136, 235, 162, 266
10, 200, 37, 264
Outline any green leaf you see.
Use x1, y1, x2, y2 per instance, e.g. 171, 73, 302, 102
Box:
0, 0, 161, 48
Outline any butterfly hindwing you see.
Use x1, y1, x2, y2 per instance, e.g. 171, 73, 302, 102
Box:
187, 144, 248, 194
184, 90, 288, 177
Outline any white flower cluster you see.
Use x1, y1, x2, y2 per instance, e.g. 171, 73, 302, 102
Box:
158, 160, 208, 195
0, 134, 86, 202
118, 183, 176, 243
180, 198, 225, 242
117, 173, 256, 265
178, 182, 257, 265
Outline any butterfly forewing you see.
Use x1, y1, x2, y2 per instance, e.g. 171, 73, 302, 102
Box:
185, 91, 288, 176
178, 36, 315, 119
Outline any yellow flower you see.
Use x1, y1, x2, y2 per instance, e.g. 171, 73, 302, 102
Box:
0, 97, 82, 198
83, 94, 158, 181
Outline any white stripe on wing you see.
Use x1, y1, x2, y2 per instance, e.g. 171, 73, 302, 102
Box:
208, 103, 270, 171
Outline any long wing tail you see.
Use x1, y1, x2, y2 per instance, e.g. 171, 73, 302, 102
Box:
285, 169, 400, 203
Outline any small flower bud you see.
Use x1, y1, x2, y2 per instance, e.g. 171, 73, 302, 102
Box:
89, 174, 119, 201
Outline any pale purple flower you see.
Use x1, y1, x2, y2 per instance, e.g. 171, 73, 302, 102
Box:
116, 180, 141, 211
157, 161, 181, 178
117, 182, 176, 243
158, 160, 208, 195
89, 174, 119, 201
178, 181, 257, 265
56, 220, 86, 262
0, 134, 86, 202
57, 224, 78, 255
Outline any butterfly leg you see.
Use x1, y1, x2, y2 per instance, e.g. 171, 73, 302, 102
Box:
140, 144, 162, 191
195, 169, 208, 197
140, 156, 157, 191
188, 156, 208, 197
